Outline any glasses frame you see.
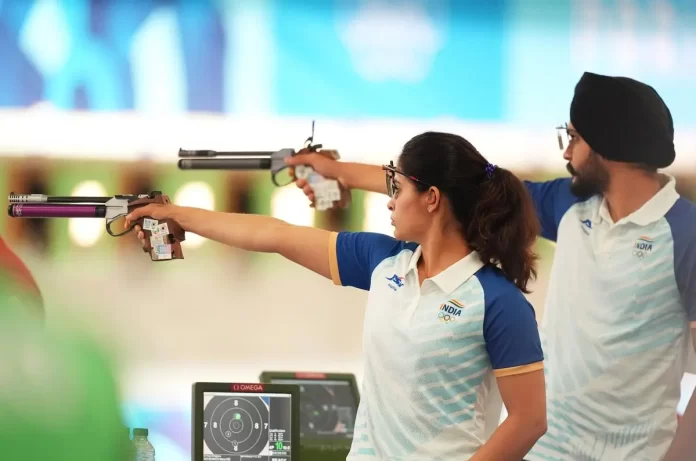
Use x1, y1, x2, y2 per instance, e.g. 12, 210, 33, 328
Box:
381, 161, 433, 197
556, 122, 576, 151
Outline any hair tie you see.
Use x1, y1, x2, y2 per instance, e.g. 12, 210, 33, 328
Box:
484, 163, 497, 179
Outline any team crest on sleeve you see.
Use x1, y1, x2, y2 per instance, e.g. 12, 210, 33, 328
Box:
386, 274, 405, 291
438, 299, 464, 323
632, 236, 654, 259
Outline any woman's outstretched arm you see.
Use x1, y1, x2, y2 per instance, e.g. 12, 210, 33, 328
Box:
126, 204, 334, 279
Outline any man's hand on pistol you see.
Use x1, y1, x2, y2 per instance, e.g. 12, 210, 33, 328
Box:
284, 153, 351, 209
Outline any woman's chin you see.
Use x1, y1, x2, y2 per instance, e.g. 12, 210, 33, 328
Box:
392, 227, 406, 241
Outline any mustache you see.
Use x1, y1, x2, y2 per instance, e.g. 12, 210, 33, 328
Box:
567, 163, 578, 176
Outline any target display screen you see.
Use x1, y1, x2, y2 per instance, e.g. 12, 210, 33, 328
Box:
270, 379, 357, 440
202, 391, 293, 460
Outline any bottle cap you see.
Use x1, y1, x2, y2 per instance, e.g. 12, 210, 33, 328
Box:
133, 428, 149, 436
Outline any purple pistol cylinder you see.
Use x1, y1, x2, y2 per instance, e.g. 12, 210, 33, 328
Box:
8, 204, 106, 218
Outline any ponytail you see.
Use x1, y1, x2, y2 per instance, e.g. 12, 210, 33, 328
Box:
465, 167, 539, 293
396, 131, 540, 292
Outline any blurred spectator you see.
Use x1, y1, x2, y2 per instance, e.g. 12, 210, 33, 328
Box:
0, 301, 127, 460
0, 236, 42, 319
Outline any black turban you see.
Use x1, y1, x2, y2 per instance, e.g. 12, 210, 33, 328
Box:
570, 72, 675, 169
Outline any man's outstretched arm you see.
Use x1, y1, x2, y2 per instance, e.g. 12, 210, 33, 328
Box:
284, 154, 386, 204
285, 153, 581, 243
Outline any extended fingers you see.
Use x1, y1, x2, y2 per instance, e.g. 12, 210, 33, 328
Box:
284, 152, 316, 166
305, 188, 315, 203
128, 223, 147, 248
293, 178, 316, 203
125, 204, 153, 223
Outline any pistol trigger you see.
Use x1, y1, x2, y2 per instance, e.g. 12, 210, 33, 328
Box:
105, 218, 117, 237
105, 216, 132, 237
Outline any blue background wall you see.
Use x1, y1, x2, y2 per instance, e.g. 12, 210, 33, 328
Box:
0, 0, 694, 125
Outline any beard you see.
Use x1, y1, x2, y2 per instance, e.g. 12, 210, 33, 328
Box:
567, 152, 609, 199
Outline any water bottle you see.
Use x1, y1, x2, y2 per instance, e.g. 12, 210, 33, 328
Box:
132, 428, 155, 461
125, 426, 136, 461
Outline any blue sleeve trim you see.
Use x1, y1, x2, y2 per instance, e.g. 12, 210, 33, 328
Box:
335, 232, 416, 291
524, 178, 583, 241
665, 198, 696, 321
477, 266, 544, 370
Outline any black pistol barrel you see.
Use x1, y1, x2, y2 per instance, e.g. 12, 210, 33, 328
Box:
177, 158, 273, 170
178, 149, 276, 158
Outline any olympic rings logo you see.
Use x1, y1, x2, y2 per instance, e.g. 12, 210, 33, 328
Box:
438, 311, 454, 323
633, 238, 654, 259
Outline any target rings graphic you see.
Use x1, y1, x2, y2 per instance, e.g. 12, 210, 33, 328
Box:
301, 385, 338, 434
204, 396, 269, 455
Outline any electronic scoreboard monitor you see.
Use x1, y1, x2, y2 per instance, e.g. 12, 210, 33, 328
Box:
259, 371, 360, 458
192, 382, 300, 461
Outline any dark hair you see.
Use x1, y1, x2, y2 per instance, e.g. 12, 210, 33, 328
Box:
399, 132, 539, 293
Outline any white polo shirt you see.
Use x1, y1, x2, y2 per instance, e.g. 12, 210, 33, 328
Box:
524, 175, 696, 461
327, 231, 544, 459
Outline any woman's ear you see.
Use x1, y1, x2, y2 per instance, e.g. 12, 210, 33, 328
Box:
426, 187, 441, 213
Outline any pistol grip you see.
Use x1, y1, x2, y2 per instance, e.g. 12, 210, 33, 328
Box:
138, 219, 186, 261
130, 193, 186, 262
